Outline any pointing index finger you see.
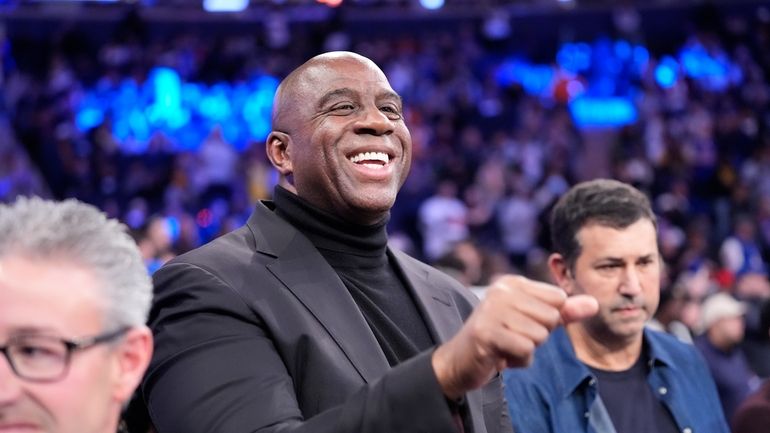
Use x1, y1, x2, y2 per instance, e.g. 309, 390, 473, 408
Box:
491, 275, 568, 307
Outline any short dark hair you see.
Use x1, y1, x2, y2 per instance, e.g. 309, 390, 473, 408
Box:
550, 179, 656, 270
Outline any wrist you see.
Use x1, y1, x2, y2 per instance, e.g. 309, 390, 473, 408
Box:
432, 344, 464, 400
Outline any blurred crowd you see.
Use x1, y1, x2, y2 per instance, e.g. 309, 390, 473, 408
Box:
2, 2, 770, 425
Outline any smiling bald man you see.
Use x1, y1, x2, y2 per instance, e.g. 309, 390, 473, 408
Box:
133, 51, 597, 433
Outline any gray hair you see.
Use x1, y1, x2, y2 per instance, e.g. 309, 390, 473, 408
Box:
0, 196, 152, 329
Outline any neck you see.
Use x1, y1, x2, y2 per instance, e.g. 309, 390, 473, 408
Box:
566, 323, 643, 371
280, 183, 388, 226
273, 185, 389, 257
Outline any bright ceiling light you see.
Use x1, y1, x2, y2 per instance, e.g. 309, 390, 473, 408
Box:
419, 0, 444, 10
203, 0, 248, 12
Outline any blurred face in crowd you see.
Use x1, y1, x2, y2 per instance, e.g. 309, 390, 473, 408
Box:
267, 52, 412, 225
0, 255, 151, 433
710, 315, 745, 349
550, 218, 661, 346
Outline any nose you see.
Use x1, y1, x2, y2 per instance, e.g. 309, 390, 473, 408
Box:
0, 352, 23, 405
619, 266, 643, 297
354, 104, 394, 136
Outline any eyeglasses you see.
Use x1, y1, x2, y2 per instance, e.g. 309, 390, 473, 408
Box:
0, 327, 130, 382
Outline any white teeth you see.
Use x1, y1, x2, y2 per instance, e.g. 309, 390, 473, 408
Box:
349, 151, 390, 165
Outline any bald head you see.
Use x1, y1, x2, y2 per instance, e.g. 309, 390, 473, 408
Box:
263, 50, 411, 225
271, 51, 386, 132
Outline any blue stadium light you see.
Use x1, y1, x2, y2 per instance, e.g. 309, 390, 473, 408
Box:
199, 84, 233, 121
680, 45, 725, 79
146, 67, 189, 130
557, 42, 592, 73
496, 59, 555, 96
419, 0, 444, 10
203, 0, 248, 12
654, 56, 679, 89
614, 40, 632, 60
77, 67, 279, 152
128, 108, 151, 144
75, 107, 104, 131
632, 45, 650, 72
678, 44, 737, 91
569, 97, 637, 128
242, 75, 280, 143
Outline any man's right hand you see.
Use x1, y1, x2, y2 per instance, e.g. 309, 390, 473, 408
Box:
431, 275, 598, 400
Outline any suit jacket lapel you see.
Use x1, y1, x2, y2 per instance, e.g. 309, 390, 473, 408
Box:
249, 203, 487, 432
390, 249, 487, 433
389, 249, 462, 344
248, 202, 390, 384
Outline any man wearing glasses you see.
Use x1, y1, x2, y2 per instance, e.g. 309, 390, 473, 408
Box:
0, 197, 153, 433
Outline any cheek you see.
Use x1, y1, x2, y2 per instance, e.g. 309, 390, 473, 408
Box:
47, 357, 116, 431
641, 272, 661, 298
575, 273, 614, 298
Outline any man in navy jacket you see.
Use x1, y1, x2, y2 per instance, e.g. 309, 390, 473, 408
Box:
504, 179, 728, 433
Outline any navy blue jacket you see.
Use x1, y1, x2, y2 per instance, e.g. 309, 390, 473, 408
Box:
503, 326, 729, 433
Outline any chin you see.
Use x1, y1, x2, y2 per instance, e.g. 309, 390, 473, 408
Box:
611, 324, 646, 339
350, 192, 396, 213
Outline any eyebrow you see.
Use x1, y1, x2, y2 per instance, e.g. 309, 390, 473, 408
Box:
6, 326, 59, 337
595, 254, 656, 264
316, 88, 403, 110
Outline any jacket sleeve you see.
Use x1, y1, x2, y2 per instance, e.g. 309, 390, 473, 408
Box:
141, 262, 461, 433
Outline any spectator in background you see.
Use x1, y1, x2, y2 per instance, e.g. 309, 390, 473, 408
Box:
131, 215, 177, 274
735, 272, 770, 378
731, 298, 770, 433
648, 286, 694, 343
418, 178, 469, 262
198, 125, 238, 205
0, 197, 153, 433
497, 176, 538, 269
504, 179, 728, 433
433, 240, 484, 289
695, 292, 761, 421
720, 215, 767, 278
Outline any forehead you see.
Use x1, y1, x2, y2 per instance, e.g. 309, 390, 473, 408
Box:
575, 219, 658, 259
297, 57, 394, 99
0, 255, 105, 337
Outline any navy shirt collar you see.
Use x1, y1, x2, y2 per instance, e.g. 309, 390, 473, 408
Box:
549, 326, 675, 400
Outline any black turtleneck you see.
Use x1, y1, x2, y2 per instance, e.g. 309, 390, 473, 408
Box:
273, 186, 435, 366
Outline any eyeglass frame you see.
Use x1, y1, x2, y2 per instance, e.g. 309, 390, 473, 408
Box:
0, 326, 131, 383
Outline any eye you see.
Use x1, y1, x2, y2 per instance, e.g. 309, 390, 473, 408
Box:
596, 263, 622, 274
18, 345, 55, 358
380, 105, 402, 119
330, 103, 356, 113
11, 340, 66, 364
638, 257, 656, 267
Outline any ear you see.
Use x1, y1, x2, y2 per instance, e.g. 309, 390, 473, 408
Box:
266, 131, 293, 177
112, 326, 153, 404
547, 253, 575, 295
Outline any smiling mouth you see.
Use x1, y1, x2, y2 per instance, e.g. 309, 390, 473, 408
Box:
348, 151, 390, 169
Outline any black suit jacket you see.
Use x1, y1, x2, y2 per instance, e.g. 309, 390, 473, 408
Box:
140, 200, 512, 433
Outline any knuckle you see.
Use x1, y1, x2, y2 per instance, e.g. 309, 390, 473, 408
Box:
545, 308, 562, 328
532, 326, 550, 345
